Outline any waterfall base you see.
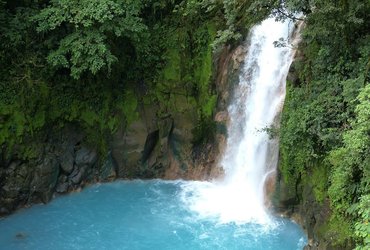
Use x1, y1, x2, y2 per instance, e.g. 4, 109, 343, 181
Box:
0, 181, 306, 250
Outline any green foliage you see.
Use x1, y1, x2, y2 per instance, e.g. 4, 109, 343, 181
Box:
0, 0, 149, 158
1, 0, 275, 161
193, 23, 217, 120
161, 48, 181, 84
33, 0, 147, 79
0, 4, 368, 249
120, 91, 139, 126
192, 114, 217, 145
279, 0, 370, 247
328, 84, 370, 246
151, 17, 218, 144
354, 195, 370, 250
280, 83, 314, 183
173, 0, 271, 50
311, 163, 329, 203
47, 31, 118, 79
202, 94, 217, 118
260, 125, 279, 139
324, 214, 353, 246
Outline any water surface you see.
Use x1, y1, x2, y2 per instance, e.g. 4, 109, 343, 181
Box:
0, 180, 306, 250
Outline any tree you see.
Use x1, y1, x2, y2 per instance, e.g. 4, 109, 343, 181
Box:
33, 0, 147, 79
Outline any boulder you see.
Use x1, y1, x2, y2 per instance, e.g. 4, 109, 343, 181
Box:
75, 147, 97, 167
59, 149, 74, 174
31, 155, 60, 203
55, 175, 69, 193
69, 165, 88, 185
1, 161, 32, 211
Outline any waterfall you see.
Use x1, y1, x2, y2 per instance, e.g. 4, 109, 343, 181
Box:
181, 17, 301, 225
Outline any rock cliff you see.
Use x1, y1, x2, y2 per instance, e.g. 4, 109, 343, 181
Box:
0, 44, 245, 216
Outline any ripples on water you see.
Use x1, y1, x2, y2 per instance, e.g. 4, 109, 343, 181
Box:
0, 180, 306, 250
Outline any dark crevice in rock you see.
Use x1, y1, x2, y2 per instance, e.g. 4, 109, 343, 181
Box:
142, 130, 159, 164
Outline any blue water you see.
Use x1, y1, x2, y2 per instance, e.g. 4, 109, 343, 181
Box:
0, 180, 306, 250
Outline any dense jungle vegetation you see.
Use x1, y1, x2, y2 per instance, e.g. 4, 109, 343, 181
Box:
0, 0, 369, 249
279, 1, 369, 249
0, 0, 273, 157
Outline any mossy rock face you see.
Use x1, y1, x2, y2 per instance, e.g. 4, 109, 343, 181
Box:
110, 94, 198, 178
274, 164, 354, 250
272, 171, 299, 214
111, 119, 148, 178
0, 13, 250, 214
0, 125, 108, 216
109, 22, 225, 179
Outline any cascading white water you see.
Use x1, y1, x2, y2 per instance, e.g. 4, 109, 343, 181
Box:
181, 17, 301, 225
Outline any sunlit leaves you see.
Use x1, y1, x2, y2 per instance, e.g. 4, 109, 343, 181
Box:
34, 0, 146, 79
354, 195, 370, 250
327, 84, 370, 246
279, 0, 370, 247
47, 31, 117, 79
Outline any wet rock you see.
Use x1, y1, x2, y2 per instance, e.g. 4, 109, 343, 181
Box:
0, 207, 9, 215
272, 167, 340, 250
154, 117, 173, 168
70, 171, 82, 184
142, 130, 159, 164
56, 175, 68, 193
158, 117, 173, 138
2, 162, 32, 201
0, 125, 106, 215
272, 171, 299, 216
215, 45, 246, 111
69, 165, 88, 185
112, 119, 148, 177
231, 45, 247, 70
215, 111, 229, 123
31, 155, 60, 203
75, 147, 97, 167
1, 36, 246, 216
59, 149, 74, 174
99, 153, 116, 181
140, 123, 173, 178
287, 62, 301, 87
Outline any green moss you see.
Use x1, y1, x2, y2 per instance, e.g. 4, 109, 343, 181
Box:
192, 115, 216, 145
156, 28, 186, 97
194, 40, 212, 92
152, 21, 217, 145
202, 94, 217, 117
319, 215, 353, 246
119, 90, 139, 126
162, 49, 181, 83
311, 164, 329, 203
17, 142, 43, 160
81, 109, 99, 127
32, 110, 46, 133
0, 5, 221, 162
